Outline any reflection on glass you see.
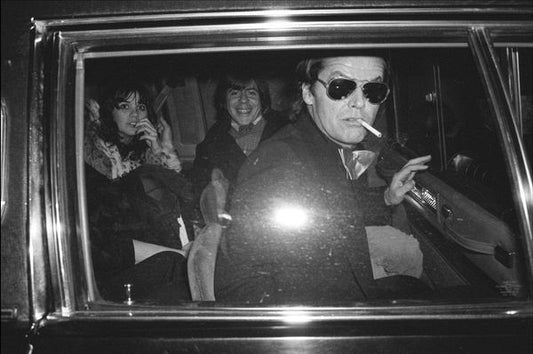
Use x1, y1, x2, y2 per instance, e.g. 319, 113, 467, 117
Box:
272, 204, 309, 229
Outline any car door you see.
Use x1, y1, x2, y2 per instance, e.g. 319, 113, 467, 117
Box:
380, 47, 530, 297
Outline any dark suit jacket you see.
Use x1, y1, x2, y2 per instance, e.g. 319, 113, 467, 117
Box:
191, 109, 289, 200
214, 113, 396, 304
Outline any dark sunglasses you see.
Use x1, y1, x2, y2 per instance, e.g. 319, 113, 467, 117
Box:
316, 78, 390, 104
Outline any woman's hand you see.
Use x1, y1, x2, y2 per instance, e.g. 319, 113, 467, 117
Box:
136, 117, 175, 155
156, 117, 175, 153
384, 155, 431, 206
135, 118, 164, 153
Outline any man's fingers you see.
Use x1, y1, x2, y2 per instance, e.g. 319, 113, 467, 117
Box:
406, 164, 429, 173
404, 179, 416, 191
396, 179, 416, 198
403, 154, 431, 168
394, 163, 429, 183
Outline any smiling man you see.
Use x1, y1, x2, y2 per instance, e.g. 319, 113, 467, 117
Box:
215, 53, 432, 304
191, 72, 289, 209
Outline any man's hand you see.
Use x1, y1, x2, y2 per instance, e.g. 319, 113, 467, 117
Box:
384, 155, 431, 206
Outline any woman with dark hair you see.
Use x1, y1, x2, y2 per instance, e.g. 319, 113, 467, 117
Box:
85, 78, 192, 304
190, 72, 289, 209
85, 79, 181, 179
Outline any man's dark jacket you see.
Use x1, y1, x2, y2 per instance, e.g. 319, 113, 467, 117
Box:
214, 113, 403, 304
191, 109, 289, 199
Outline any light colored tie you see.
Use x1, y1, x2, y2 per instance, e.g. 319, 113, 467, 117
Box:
339, 149, 376, 180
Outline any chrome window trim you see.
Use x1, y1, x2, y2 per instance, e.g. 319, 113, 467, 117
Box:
1, 98, 8, 221
60, 20, 532, 53
34, 6, 533, 29
468, 28, 533, 292
46, 300, 533, 322
74, 55, 98, 304
28, 24, 50, 323
31, 10, 533, 321
505, 48, 523, 135
51, 33, 75, 315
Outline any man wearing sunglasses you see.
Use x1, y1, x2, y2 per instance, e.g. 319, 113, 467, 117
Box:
215, 54, 432, 304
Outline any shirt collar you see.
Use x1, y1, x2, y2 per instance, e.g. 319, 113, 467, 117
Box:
231, 115, 263, 132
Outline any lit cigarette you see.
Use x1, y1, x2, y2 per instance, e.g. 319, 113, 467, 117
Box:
358, 119, 382, 138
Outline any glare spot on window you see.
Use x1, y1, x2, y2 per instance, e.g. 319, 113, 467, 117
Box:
272, 204, 308, 229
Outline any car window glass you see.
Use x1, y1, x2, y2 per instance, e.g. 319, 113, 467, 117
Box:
83, 48, 529, 305
397, 49, 516, 230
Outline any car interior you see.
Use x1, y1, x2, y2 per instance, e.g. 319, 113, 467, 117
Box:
83, 47, 532, 303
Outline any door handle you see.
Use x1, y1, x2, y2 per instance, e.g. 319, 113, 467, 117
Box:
441, 204, 453, 220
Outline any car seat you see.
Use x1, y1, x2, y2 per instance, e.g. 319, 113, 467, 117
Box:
187, 169, 230, 301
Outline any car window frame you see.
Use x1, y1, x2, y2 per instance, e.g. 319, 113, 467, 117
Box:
28, 10, 533, 322
1, 98, 8, 222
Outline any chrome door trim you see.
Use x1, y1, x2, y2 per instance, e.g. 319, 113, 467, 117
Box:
468, 27, 533, 293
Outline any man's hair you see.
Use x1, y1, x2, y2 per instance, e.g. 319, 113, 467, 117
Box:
214, 72, 272, 119
291, 51, 391, 120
